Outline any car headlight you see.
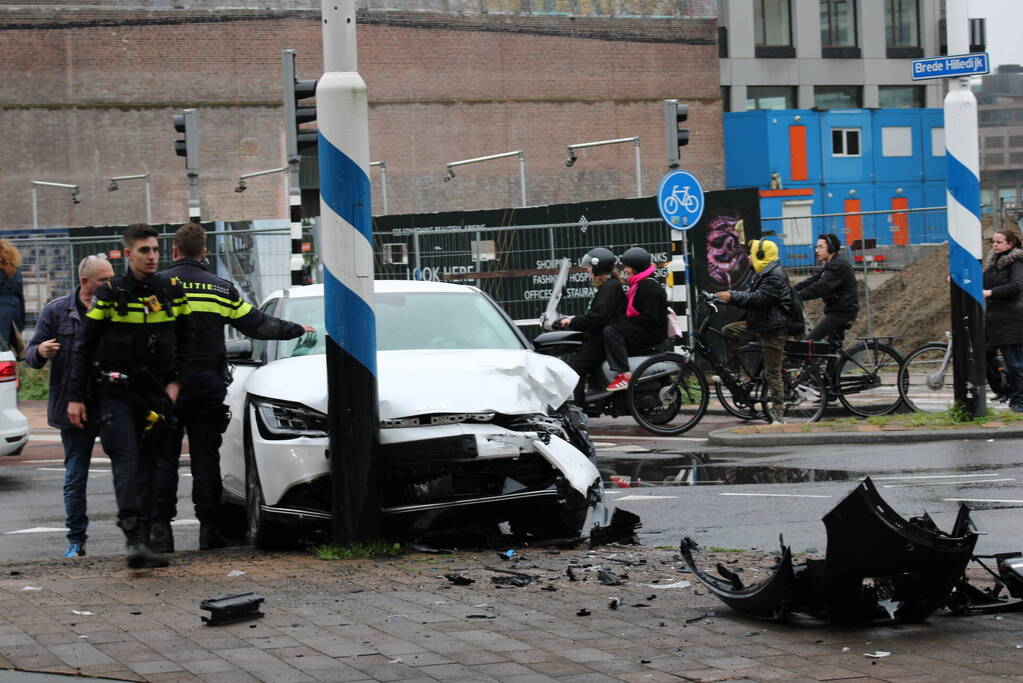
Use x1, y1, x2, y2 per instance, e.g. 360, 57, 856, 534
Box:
252, 397, 328, 439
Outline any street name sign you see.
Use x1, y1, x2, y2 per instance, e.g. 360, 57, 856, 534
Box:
911, 52, 990, 81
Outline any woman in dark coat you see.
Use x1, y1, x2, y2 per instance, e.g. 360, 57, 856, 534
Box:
983, 228, 1023, 411
0, 239, 25, 352
602, 247, 667, 391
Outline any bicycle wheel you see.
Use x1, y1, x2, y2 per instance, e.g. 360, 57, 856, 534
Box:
758, 363, 826, 423
627, 353, 709, 436
898, 342, 953, 413
834, 341, 904, 417
705, 329, 764, 420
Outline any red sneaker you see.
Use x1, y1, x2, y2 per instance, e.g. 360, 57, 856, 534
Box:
606, 372, 631, 392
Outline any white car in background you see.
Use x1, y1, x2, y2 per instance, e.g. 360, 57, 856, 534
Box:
220, 280, 605, 547
0, 340, 29, 456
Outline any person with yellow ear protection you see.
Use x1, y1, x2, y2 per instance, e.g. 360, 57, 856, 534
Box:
714, 239, 796, 423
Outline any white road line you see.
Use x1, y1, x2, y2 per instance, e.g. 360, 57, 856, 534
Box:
883, 478, 1014, 489
615, 495, 679, 501
599, 445, 651, 452
25, 458, 112, 464
944, 498, 1023, 504
872, 473, 1001, 481
4, 527, 68, 535
37, 468, 111, 473
594, 435, 708, 442
719, 492, 832, 498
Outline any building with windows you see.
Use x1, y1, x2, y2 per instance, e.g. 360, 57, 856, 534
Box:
975, 65, 1023, 214
718, 0, 944, 112
724, 108, 948, 265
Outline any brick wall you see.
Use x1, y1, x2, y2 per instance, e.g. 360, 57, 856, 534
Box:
1, 5, 721, 228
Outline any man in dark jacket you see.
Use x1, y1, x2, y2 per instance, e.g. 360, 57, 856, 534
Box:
67, 224, 192, 568
794, 233, 859, 342
715, 239, 793, 423
26, 255, 114, 558
556, 247, 625, 403
151, 223, 311, 552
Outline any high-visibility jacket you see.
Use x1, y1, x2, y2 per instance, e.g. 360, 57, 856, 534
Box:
67, 269, 192, 402
160, 258, 304, 373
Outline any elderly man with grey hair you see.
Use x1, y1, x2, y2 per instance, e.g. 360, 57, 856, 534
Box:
26, 254, 115, 558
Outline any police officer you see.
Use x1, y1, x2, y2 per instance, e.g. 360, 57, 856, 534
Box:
67, 224, 192, 568
151, 223, 310, 553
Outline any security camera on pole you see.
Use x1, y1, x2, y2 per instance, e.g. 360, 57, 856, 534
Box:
910, 6, 989, 417
318, 0, 380, 544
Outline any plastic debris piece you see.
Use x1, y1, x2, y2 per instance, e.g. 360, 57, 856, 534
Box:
443, 573, 474, 586
466, 614, 496, 619
576, 608, 591, 617
597, 569, 623, 586
71, 610, 94, 616
609, 598, 621, 610
200, 592, 265, 626
864, 651, 891, 658
541, 585, 558, 592
498, 549, 517, 561
491, 575, 531, 587
22, 586, 42, 591
842, 647, 850, 652
566, 566, 579, 582
227, 570, 246, 577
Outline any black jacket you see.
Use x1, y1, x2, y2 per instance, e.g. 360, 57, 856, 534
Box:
568, 278, 625, 338
729, 260, 792, 333
160, 259, 305, 373
794, 252, 859, 317
613, 275, 668, 350
983, 247, 1023, 346
67, 269, 192, 402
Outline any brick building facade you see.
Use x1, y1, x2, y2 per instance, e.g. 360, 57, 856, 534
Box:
1, 1, 721, 228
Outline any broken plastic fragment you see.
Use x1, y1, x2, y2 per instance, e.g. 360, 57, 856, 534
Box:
635, 580, 691, 589
864, 651, 891, 658
443, 573, 474, 586
227, 570, 246, 577
21, 586, 41, 591
71, 610, 94, 616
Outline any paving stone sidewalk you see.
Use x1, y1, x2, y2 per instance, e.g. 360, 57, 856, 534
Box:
1, 546, 1021, 682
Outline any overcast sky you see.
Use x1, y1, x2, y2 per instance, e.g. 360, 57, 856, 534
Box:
968, 0, 1023, 68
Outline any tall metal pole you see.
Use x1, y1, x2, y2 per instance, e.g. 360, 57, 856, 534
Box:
31, 186, 38, 230
518, 151, 527, 207
634, 138, 643, 197
143, 175, 152, 225
320, 0, 380, 544
945, 1, 985, 417
370, 161, 388, 214
283, 49, 306, 286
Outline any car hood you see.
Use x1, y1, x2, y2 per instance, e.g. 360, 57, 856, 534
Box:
244, 349, 577, 419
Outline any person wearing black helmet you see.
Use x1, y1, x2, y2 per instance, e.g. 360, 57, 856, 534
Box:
556, 247, 626, 402
794, 233, 859, 342
602, 246, 667, 391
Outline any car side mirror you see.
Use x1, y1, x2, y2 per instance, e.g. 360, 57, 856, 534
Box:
226, 338, 262, 366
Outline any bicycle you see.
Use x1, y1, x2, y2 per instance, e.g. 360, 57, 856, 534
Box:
897, 332, 1008, 413
661, 185, 698, 215
626, 292, 827, 435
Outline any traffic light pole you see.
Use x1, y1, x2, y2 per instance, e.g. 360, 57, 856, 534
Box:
173, 108, 201, 222
318, 0, 381, 545
282, 49, 306, 286
945, 2, 986, 417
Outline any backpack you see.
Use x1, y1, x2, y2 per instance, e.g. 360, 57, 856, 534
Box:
782, 281, 807, 337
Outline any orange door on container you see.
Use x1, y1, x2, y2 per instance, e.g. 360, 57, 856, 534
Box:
789, 126, 808, 181
844, 199, 862, 246
890, 197, 909, 246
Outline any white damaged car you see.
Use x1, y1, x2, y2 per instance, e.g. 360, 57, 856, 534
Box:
220, 280, 607, 547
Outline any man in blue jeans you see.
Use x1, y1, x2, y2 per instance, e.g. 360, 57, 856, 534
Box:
26, 255, 114, 557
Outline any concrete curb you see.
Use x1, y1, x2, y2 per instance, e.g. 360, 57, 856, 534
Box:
707, 425, 1023, 447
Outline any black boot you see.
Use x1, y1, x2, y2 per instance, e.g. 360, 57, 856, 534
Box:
199, 523, 229, 550
149, 519, 175, 553
119, 517, 169, 569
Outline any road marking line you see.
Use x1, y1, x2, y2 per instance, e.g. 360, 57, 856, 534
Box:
5, 527, 68, 535
872, 473, 1001, 481
883, 478, 1014, 488
37, 468, 111, 473
25, 458, 112, 464
615, 495, 679, 501
943, 498, 1023, 504
594, 435, 707, 442
719, 492, 832, 498
599, 445, 651, 452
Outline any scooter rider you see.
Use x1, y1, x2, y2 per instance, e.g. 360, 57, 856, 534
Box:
555, 247, 625, 403
66, 224, 192, 568
794, 233, 859, 342
151, 222, 312, 553
602, 247, 668, 392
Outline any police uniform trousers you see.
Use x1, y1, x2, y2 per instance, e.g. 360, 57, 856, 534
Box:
154, 369, 227, 524
98, 385, 158, 522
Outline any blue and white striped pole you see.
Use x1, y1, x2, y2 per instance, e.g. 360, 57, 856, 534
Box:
319, 0, 380, 543
945, 0, 985, 417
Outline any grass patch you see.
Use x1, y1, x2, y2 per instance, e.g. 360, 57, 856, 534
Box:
819, 405, 1023, 430
707, 546, 745, 553
18, 364, 50, 401
314, 541, 402, 560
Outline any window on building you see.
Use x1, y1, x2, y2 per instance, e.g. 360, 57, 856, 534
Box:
754, 0, 794, 57
721, 86, 731, 113
985, 154, 1006, 166
815, 85, 862, 109
931, 127, 945, 156
1010, 152, 1023, 165
746, 85, 797, 110
878, 85, 925, 108
986, 137, 1005, 148
821, 0, 857, 48
881, 127, 912, 157
1009, 135, 1023, 148
885, 0, 919, 48
832, 128, 861, 156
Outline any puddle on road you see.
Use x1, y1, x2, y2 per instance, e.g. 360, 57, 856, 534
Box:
598, 452, 861, 487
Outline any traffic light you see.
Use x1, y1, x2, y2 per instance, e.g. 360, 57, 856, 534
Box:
172, 108, 199, 173
282, 49, 319, 157
664, 99, 690, 169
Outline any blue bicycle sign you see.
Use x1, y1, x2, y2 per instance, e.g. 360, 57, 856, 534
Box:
658, 170, 704, 231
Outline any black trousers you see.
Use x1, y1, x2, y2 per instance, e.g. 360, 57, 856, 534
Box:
97, 386, 158, 522
603, 323, 661, 374
807, 313, 856, 343
154, 369, 228, 524
567, 337, 607, 403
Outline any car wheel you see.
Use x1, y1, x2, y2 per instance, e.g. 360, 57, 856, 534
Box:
244, 409, 283, 550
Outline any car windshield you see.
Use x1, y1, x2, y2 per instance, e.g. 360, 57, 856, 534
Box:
277, 291, 524, 357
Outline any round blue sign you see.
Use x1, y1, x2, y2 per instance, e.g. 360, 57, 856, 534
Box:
658, 170, 704, 231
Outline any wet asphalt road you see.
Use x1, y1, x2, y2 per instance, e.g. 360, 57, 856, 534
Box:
1, 418, 1021, 562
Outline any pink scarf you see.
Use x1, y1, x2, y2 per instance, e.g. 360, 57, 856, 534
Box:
626, 264, 656, 317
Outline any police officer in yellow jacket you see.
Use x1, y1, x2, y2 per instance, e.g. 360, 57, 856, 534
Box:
67, 224, 192, 568
150, 223, 310, 553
